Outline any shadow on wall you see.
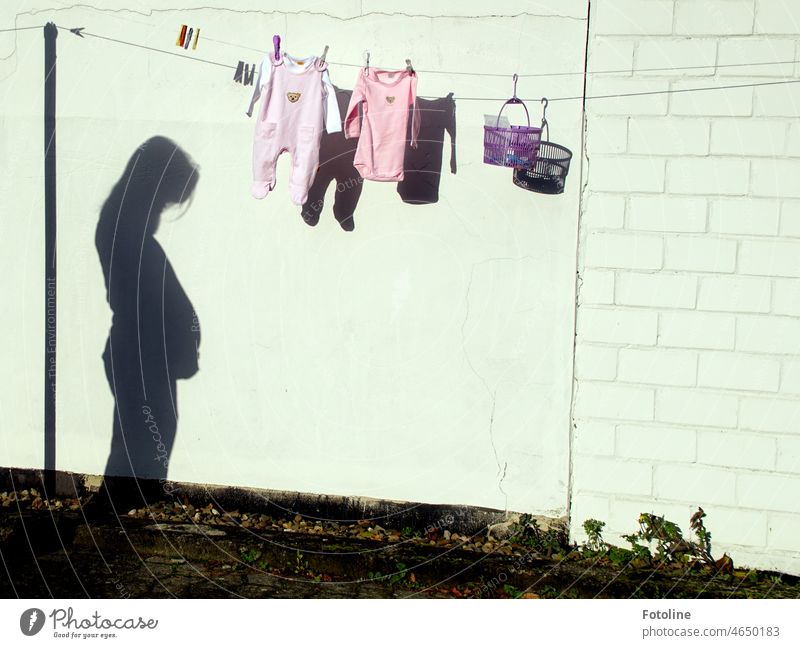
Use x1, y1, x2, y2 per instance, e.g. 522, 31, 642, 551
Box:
94, 136, 200, 509
397, 93, 457, 205
302, 86, 364, 231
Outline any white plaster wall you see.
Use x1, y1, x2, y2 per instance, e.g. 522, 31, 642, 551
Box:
572, 0, 800, 575
0, 2, 587, 516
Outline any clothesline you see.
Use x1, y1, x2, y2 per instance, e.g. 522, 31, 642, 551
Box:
5, 24, 800, 104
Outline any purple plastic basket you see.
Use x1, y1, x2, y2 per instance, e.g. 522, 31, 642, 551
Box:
484, 97, 542, 169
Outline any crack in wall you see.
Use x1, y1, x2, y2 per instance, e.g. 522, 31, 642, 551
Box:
461, 255, 538, 507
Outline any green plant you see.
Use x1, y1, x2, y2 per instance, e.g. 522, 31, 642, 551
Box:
293, 550, 310, 575
502, 583, 524, 598
621, 509, 715, 567
582, 519, 606, 553
509, 514, 568, 556
239, 545, 262, 565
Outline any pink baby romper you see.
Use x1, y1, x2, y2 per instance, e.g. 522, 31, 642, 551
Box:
343, 68, 420, 181
246, 52, 341, 205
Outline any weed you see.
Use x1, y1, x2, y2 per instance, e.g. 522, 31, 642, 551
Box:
239, 545, 262, 565
582, 519, 606, 553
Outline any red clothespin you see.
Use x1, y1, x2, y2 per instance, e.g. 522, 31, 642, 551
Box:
176, 24, 187, 47
273, 34, 281, 61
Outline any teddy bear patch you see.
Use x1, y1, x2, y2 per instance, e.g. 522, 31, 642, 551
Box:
286, 92, 302, 103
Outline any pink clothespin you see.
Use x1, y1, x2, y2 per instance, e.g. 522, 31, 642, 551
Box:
273, 34, 281, 61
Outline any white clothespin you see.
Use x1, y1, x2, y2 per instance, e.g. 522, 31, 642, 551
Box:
320, 45, 329, 63
363, 50, 370, 73
405, 58, 414, 73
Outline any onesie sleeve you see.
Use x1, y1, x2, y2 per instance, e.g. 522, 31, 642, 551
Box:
446, 94, 457, 174
245, 57, 272, 118
321, 69, 342, 134
343, 71, 367, 139
409, 74, 420, 149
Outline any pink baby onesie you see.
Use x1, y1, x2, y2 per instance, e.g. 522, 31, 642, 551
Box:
343, 68, 420, 181
246, 52, 341, 205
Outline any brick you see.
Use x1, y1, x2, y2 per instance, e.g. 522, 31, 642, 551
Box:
572, 455, 652, 496
616, 424, 697, 462
771, 279, 800, 316
654, 463, 737, 507
574, 382, 655, 421
739, 396, 800, 433
754, 82, 800, 117
666, 158, 749, 196
659, 310, 736, 350
663, 235, 737, 273
698, 352, 780, 392
670, 79, 753, 117
776, 436, 800, 472
780, 359, 800, 396
616, 272, 697, 309
708, 197, 780, 236
618, 347, 698, 387
583, 192, 625, 229
737, 314, 800, 354
628, 117, 710, 155
588, 78, 670, 116
704, 508, 768, 547
779, 200, 800, 237
655, 387, 738, 427
754, 2, 800, 34
675, 0, 754, 36
717, 38, 795, 77
575, 344, 617, 381
752, 159, 800, 199
697, 430, 776, 471
573, 419, 616, 456
569, 494, 610, 533
578, 307, 658, 345
698, 275, 770, 313
585, 231, 663, 270
768, 514, 800, 552
738, 473, 800, 513
635, 38, 718, 76
592, 0, 674, 36
587, 116, 628, 155
579, 269, 615, 305
710, 120, 787, 157
627, 195, 707, 233
740, 240, 800, 278
589, 38, 634, 75
590, 156, 665, 193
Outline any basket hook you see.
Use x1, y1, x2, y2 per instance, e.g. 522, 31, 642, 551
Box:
508, 73, 522, 104
540, 97, 550, 141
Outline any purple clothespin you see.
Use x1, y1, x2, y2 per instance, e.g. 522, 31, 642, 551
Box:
273, 34, 281, 61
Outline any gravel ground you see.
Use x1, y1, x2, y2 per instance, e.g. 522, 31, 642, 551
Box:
2, 489, 798, 599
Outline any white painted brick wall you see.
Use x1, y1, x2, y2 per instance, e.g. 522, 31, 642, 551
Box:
572, 0, 800, 575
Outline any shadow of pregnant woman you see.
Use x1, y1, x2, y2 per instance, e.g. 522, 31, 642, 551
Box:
94, 136, 200, 512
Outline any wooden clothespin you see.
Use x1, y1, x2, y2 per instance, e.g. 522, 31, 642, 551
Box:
192, 28, 200, 50
405, 58, 414, 73
320, 45, 329, 63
